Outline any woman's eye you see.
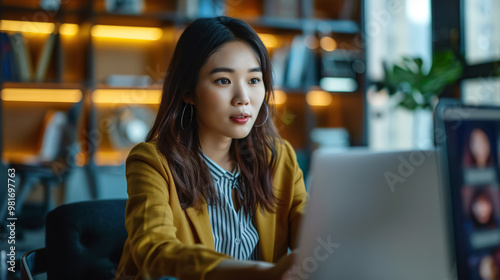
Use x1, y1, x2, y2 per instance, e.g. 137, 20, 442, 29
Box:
216, 78, 230, 85
249, 78, 260, 84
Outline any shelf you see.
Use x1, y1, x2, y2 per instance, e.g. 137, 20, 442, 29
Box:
94, 150, 129, 166
93, 11, 178, 22
0, 5, 91, 18
2, 151, 39, 165
1, 88, 82, 103
79, 12, 360, 34
1, 5, 360, 34
1, 0, 367, 169
92, 88, 162, 105
250, 17, 360, 33
1, 82, 84, 89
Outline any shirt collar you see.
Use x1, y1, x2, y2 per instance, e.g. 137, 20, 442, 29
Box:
201, 153, 240, 183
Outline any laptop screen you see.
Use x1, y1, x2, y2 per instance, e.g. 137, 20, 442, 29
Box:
439, 102, 500, 279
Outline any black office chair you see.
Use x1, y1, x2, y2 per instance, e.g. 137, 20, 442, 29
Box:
21, 199, 128, 280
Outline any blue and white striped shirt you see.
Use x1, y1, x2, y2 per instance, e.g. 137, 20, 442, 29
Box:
202, 154, 260, 260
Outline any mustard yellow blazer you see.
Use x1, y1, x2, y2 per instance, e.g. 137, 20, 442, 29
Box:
115, 140, 308, 280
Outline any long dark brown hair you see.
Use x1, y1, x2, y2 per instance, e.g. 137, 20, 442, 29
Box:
146, 16, 282, 216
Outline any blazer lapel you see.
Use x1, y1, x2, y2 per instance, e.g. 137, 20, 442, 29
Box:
185, 202, 215, 249
255, 208, 276, 262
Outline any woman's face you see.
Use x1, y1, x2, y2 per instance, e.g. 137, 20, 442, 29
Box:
470, 128, 491, 167
472, 194, 493, 225
192, 40, 266, 143
479, 255, 498, 280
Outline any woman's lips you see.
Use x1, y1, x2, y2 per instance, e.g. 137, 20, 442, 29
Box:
230, 115, 250, 124
229, 113, 250, 124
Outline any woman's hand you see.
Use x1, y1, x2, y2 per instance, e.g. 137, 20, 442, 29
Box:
266, 251, 297, 280
206, 251, 298, 280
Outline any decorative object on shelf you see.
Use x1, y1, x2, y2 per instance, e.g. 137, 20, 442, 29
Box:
370, 50, 464, 149
176, 0, 224, 18
320, 50, 360, 93
105, 0, 144, 15
264, 0, 300, 18
106, 75, 152, 88
40, 0, 60, 11
108, 106, 156, 149
38, 110, 68, 162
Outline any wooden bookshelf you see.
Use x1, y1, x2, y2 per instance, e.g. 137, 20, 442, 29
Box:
0, 0, 365, 168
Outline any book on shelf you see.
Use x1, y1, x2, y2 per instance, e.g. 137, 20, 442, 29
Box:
1, 32, 19, 82
270, 36, 318, 90
176, 0, 199, 18
264, 0, 300, 18
340, 0, 359, 20
35, 32, 57, 82
176, 0, 224, 18
40, 0, 61, 11
285, 35, 308, 89
271, 46, 290, 88
105, 0, 144, 14
2, 32, 58, 83
8, 33, 33, 82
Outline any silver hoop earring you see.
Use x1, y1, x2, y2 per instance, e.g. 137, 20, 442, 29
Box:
181, 104, 193, 130
254, 103, 269, 127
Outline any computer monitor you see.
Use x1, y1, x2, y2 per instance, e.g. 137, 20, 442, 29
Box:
294, 148, 453, 280
435, 99, 500, 279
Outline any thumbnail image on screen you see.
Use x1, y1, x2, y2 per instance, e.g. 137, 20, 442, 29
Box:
446, 121, 500, 280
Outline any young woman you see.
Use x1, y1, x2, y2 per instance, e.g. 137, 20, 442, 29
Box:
115, 16, 308, 280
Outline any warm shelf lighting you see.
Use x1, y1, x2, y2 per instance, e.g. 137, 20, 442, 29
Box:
271, 90, 287, 105
1, 88, 82, 103
306, 90, 332, 106
94, 151, 126, 166
91, 25, 163, 41
258, 33, 278, 48
2, 152, 39, 165
0, 20, 79, 36
60, 23, 79, 36
320, 36, 337, 52
92, 89, 162, 104
0, 20, 54, 34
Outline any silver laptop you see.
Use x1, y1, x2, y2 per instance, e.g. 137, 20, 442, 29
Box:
293, 149, 455, 280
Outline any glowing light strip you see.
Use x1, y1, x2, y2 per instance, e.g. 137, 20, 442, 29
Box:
0, 20, 54, 34
94, 151, 126, 166
258, 33, 279, 48
306, 90, 332, 106
2, 151, 38, 163
1, 88, 82, 103
271, 90, 287, 105
91, 25, 163, 41
92, 89, 161, 104
60, 24, 79, 36
0, 20, 79, 35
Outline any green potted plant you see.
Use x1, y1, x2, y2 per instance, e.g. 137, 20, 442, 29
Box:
376, 50, 463, 110
371, 50, 463, 149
